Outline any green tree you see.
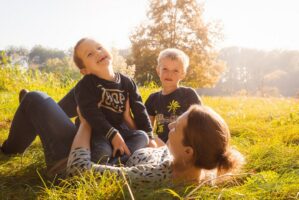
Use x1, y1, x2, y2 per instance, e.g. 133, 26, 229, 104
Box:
0, 50, 11, 66
28, 45, 66, 67
130, 0, 225, 87
6, 46, 29, 67
111, 48, 135, 79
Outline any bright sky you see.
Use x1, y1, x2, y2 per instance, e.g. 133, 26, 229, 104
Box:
1, 0, 298, 51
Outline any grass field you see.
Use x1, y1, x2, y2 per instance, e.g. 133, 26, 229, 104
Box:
0, 67, 298, 199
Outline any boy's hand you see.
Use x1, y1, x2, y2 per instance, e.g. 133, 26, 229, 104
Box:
148, 139, 158, 148
111, 132, 131, 157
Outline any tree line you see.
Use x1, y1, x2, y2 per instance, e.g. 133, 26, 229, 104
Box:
1, 0, 224, 88
1, 0, 297, 97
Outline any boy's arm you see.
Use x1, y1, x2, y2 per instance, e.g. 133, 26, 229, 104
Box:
127, 79, 154, 139
148, 115, 165, 147
149, 115, 155, 127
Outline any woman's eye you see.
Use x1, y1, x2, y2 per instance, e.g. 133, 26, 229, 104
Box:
97, 47, 102, 50
87, 52, 92, 57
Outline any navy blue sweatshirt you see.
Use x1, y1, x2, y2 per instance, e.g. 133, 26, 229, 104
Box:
75, 73, 153, 141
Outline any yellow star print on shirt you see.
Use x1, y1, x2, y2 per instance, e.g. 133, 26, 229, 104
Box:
156, 124, 164, 134
167, 100, 181, 114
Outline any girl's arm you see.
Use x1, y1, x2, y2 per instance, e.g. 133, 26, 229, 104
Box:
149, 115, 165, 147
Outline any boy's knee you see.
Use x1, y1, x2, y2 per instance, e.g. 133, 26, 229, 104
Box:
135, 130, 150, 145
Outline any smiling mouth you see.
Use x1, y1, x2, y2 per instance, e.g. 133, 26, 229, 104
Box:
97, 56, 107, 63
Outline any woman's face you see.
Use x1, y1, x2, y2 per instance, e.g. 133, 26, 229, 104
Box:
167, 110, 189, 160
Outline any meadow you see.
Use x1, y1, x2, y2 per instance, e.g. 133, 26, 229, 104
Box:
0, 66, 298, 199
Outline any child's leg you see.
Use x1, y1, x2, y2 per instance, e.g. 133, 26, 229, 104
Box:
1, 91, 76, 169
122, 129, 149, 154
90, 133, 113, 164
58, 87, 77, 118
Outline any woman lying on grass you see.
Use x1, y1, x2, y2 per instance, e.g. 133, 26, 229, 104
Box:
68, 104, 244, 189
1, 91, 244, 189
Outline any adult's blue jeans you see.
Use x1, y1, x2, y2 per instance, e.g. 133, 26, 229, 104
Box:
1, 90, 149, 168
1, 91, 76, 169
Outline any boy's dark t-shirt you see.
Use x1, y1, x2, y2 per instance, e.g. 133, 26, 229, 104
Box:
145, 87, 201, 142
75, 73, 153, 141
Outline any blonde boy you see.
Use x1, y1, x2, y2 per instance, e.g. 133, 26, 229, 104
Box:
145, 48, 202, 144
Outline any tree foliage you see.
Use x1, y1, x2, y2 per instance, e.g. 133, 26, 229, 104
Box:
130, 0, 225, 87
111, 48, 136, 79
28, 45, 66, 67
0, 50, 11, 66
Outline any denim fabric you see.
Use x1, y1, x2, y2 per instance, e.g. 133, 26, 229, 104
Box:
90, 128, 149, 164
2, 90, 149, 168
1, 91, 76, 169
58, 88, 150, 165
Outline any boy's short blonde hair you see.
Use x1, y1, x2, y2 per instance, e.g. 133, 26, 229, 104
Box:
157, 48, 189, 72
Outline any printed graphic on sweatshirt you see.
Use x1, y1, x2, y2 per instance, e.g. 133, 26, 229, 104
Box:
155, 100, 180, 135
97, 84, 125, 113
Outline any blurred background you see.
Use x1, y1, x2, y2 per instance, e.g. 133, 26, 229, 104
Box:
1, 0, 299, 97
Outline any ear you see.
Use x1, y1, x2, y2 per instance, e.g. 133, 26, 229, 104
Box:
156, 66, 160, 77
184, 146, 194, 160
80, 68, 90, 75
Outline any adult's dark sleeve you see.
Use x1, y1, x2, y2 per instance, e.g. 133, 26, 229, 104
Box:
74, 77, 118, 141
127, 78, 154, 139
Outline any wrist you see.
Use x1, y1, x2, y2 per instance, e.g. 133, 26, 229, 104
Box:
106, 128, 118, 142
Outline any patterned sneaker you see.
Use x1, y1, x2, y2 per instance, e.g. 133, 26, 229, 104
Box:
19, 89, 29, 103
